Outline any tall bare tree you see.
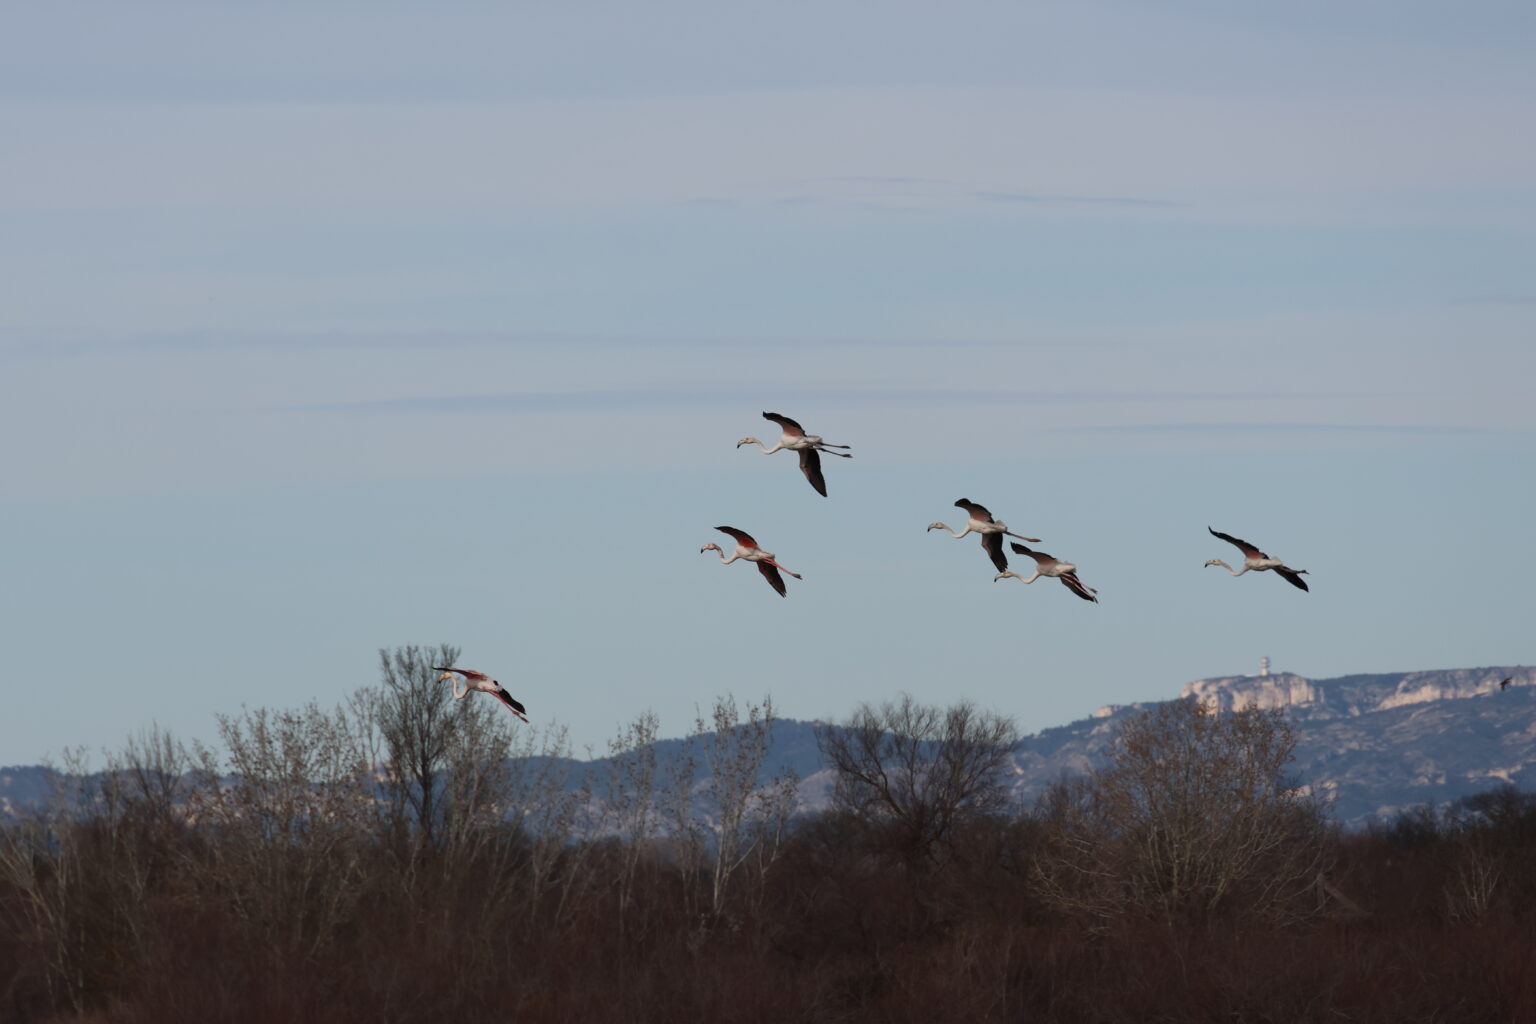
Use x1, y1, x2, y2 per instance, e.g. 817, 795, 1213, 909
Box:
605, 709, 661, 933
818, 694, 1018, 862
437, 688, 519, 863
371, 643, 463, 849
698, 695, 788, 917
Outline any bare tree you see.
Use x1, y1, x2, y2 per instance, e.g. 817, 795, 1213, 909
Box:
437, 688, 519, 863
110, 724, 194, 832
1034, 698, 1331, 925
0, 748, 135, 1014
365, 642, 526, 944
502, 722, 593, 932
740, 762, 799, 923
370, 643, 463, 850
698, 695, 788, 918
1438, 785, 1536, 920
188, 701, 375, 957
817, 695, 1018, 862
646, 696, 797, 929
604, 709, 661, 933
660, 717, 706, 918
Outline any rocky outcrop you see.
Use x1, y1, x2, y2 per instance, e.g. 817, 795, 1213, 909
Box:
1181, 672, 1321, 712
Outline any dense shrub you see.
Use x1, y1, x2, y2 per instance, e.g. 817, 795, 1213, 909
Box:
1033, 698, 1333, 926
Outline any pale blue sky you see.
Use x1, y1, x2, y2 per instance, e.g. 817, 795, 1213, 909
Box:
3, 1, 1533, 764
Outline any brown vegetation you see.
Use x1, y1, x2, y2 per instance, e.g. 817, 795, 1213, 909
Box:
1033, 699, 1332, 926
3, 667, 1535, 1024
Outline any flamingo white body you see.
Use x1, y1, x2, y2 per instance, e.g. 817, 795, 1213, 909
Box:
994, 542, 1099, 603
700, 525, 802, 597
434, 666, 529, 721
736, 411, 851, 497
1204, 527, 1310, 592
927, 498, 1040, 573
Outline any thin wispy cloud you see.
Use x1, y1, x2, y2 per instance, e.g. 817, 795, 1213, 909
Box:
691, 177, 1183, 214
3, 330, 1055, 359
1451, 294, 1536, 306
799, 176, 959, 186
677, 193, 911, 213
971, 190, 1184, 209
308, 388, 1333, 417
1053, 422, 1506, 435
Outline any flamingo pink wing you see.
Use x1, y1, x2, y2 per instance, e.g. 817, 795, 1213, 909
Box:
762, 411, 805, 437
1208, 527, 1264, 559
715, 526, 758, 547
956, 499, 995, 523
1008, 542, 1052, 564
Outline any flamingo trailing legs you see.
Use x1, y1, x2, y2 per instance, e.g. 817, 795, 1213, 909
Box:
1204, 527, 1310, 591
699, 526, 803, 596
994, 542, 1099, 603
927, 499, 1041, 572
736, 412, 851, 497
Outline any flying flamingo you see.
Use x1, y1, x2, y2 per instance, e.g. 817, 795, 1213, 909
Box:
994, 542, 1099, 603
927, 499, 1041, 573
736, 412, 852, 497
433, 667, 529, 721
1204, 527, 1310, 592
699, 526, 802, 597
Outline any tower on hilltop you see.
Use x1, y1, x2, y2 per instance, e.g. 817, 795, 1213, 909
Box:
1259, 656, 1271, 677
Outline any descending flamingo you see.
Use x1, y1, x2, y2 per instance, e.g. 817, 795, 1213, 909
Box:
1500, 677, 1512, 692
926, 499, 1041, 573
994, 542, 1099, 603
1204, 527, 1310, 592
699, 526, 803, 597
736, 412, 852, 497
433, 667, 529, 722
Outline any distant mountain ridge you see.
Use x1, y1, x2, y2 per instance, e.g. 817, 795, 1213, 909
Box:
3, 666, 1531, 828
1006, 665, 1535, 825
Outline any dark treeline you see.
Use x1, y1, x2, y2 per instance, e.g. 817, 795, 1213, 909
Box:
3, 646, 1535, 1023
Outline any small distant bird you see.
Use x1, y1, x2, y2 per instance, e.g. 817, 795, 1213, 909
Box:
736, 412, 852, 497
1500, 677, 1512, 691
700, 526, 803, 597
927, 499, 1041, 573
434, 667, 529, 722
995, 542, 1099, 603
1204, 527, 1310, 591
